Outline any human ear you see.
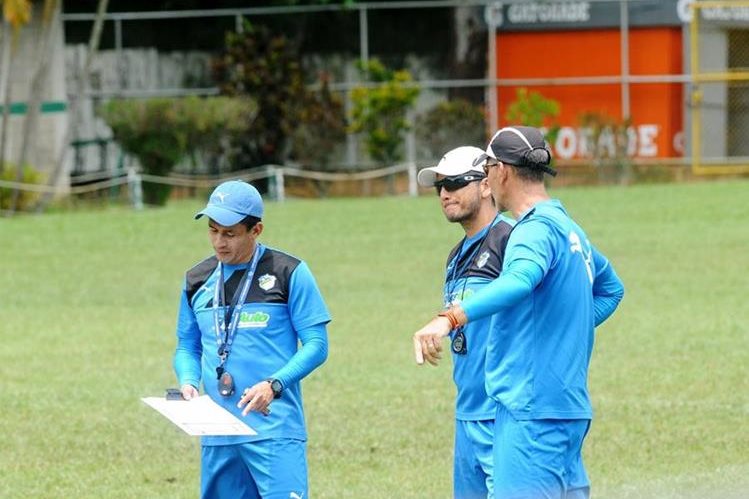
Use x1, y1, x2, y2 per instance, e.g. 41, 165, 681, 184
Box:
480, 178, 492, 199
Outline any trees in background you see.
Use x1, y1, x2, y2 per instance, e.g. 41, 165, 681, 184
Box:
212, 19, 348, 187
348, 59, 420, 193
415, 99, 486, 160
349, 59, 420, 168
1, 4, 494, 209
0, 162, 40, 210
504, 88, 561, 143
288, 73, 346, 195
100, 96, 255, 205
0, 0, 32, 175
1, 0, 109, 215
6, 0, 58, 215
212, 21, 307, 169
289, 74, 346, 172
35, 0, 109, 212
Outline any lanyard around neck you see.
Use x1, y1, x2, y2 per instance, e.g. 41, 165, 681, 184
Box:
447, 215, 498, 282
445, 215, 498, 305
213, 244, 264, 366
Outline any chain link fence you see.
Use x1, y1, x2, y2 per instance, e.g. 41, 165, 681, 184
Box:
25, 0, 747, 207
689, 0, 749, 174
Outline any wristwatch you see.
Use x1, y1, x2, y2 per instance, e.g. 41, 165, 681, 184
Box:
266, 378, 283, 399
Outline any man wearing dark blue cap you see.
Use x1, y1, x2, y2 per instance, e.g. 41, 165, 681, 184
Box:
413, 127, 624, 499
173, 180, 331, 499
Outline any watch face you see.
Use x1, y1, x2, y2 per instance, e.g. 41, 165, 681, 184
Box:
270, 379, 283, 397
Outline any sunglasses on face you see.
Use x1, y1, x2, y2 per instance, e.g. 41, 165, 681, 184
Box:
434, 174, 485, 195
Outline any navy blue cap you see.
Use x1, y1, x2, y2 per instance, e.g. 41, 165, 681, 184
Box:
473, 126, 556, 176
194, 180, 264, 226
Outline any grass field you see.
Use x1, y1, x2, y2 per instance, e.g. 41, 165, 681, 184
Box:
1, 180, 748, 498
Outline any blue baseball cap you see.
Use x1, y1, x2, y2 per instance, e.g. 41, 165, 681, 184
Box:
194, 180, 264, 226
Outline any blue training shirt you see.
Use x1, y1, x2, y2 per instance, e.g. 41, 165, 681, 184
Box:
444, 215, 514, 421
462, 200, 624, 420
173, 245, 331, 445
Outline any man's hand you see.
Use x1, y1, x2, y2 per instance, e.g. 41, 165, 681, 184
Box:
413, 316, 453, 366
180, 384, 199, 400
237, 381, 273, 416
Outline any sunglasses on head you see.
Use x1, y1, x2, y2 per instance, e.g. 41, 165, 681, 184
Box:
434, 174, 485, 195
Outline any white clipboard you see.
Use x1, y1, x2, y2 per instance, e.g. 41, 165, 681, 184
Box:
142, 395, 256, 436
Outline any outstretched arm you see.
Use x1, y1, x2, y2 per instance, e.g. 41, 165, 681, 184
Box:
413, 258, 543, 365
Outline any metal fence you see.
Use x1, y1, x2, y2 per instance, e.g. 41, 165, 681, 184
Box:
57, 0, 749, 191
689, 0, 749, 175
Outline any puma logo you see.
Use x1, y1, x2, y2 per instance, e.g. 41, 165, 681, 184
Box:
214, 191, 228, 203
289, 492, 304, 499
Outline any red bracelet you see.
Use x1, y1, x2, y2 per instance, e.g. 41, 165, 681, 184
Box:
438, 309, 459, 330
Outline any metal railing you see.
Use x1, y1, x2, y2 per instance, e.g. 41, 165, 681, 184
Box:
56, 0, 749, 183
689, 0, 749, 175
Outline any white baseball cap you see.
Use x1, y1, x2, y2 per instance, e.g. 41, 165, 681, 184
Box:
417, 146, 487, 187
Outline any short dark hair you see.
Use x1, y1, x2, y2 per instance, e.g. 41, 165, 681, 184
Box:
508, 163, 545, 183
239, 215, 261, 230
510, 148, 551, 183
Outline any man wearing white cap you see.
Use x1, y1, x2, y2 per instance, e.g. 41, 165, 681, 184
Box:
173, 180, 331, 499
416, 146, 514, 499
413, 127, 624, 498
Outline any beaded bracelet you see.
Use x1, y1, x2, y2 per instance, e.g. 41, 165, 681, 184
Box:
437, 309, 460, 330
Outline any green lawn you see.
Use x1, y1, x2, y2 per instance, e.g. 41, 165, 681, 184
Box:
1, 180, 747, 498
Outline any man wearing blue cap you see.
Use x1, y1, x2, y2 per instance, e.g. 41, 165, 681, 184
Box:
173, 180, 331, 499
413, 127, 624, 499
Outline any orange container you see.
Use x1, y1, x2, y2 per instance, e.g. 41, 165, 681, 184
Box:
496, 27, 684, 158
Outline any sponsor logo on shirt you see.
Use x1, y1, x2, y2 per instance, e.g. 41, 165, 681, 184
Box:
238, 311, 270, 328
258, 273, 277, 291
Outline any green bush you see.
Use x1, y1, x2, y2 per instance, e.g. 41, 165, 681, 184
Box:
212, 21, 306, 167
289, 75, 347, 171
349, 59, 420, 167
505, 88, 561, 143
100, 96, 255, 205
578, 112, 633, 185
415, 99, 486, 159
0, 164, 43, 211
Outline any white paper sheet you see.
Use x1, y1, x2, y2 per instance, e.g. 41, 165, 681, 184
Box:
142, 395, 256, 436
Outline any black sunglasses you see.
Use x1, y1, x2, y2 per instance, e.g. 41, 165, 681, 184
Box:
434, 174, 485, 195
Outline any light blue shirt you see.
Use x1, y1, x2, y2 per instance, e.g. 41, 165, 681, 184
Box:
462, 200, 624, 420
174, 247, 331, 444
444, 215, 513, 420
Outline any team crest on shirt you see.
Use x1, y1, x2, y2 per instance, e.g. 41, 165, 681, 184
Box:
476, 251, 490, 269
258, 273, 277, 291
